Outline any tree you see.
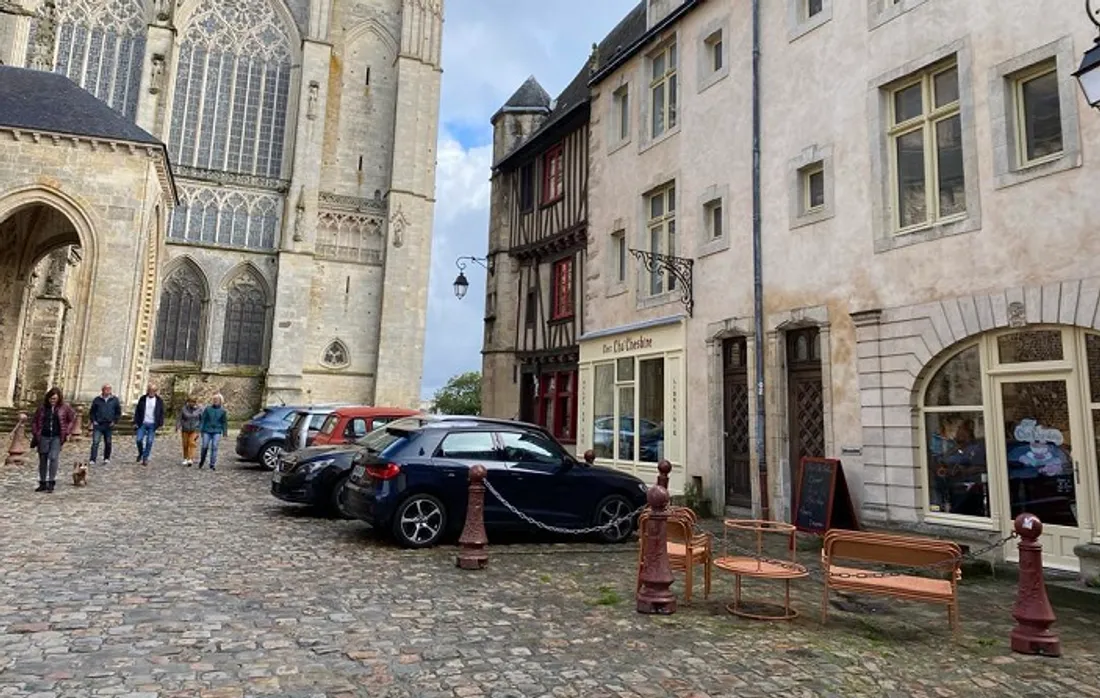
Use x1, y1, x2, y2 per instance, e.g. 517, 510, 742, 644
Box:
432, 371, 481, 415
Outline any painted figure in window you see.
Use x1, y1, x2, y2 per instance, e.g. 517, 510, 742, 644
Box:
1008, 419, 1068, 476
928, 416, 987, 517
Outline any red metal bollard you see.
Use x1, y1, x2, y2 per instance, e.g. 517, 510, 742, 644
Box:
456, 464, 489, 570
1010, 513, 1061, 657
583, 449, 595, 465
70, 406, 84, 441
657, 459, 671, 490
636, 475, 676, 614
5, 413, 30, 466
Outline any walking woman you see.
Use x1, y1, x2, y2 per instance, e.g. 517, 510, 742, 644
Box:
198, 394, 228, 471
31, 387, 77, 492
176, 395, 203, 466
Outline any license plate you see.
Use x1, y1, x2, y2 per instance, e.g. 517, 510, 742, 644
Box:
351, 464, 366, 481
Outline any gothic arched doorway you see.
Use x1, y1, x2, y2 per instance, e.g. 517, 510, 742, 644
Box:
0, 199, 88, 408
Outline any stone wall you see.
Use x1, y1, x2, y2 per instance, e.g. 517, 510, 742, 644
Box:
147, 368, 265, 420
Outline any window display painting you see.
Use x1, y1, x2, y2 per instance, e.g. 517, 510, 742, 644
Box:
1000, 381, 1077, 528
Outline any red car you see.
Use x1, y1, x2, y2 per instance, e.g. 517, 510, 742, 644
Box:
310, 406, 421, 447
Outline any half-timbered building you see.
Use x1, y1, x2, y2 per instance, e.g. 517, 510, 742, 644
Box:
480, 65, 592, 445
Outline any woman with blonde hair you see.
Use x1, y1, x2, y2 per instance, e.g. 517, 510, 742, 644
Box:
198, 393, 228, 471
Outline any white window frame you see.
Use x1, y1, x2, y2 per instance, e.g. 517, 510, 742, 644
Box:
644, 183, 676, 298
788, 144, 835, 229
648, 42, 678, 140
1012, 62, 1062, 169
607, 224, 629, 297
697, 17, 730, 93
696, 183, 730, 258
788, 0, 832, 41
887, 58, 964, 235
989, 37, 1082, 190
610, 84, 631, 151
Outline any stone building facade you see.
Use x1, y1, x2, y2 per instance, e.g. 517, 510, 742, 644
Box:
0, 0, 443, 416
493, 0, 1100, 572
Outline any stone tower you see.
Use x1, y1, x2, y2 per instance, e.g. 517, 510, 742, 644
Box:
479, 77, 551, 420
372, 0, 444, 408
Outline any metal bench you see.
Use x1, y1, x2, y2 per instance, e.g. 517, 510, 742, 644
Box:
820, 529, 963, 636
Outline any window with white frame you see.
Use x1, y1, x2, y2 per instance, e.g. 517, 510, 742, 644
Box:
649, 43, 678, 139
611, 230, 627, 285
705, 30, 724, 73
801, 164, 825, 214
612, 85, 630, 143
35, 0, 147, 120
1012, 61, 1063, 167
645, 183, 676, 295
887, 59, 965, 233
704, 198, 723, 240
806, 0, 823, 18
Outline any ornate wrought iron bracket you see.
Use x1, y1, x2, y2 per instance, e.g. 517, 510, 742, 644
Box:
627, 248, 695, 317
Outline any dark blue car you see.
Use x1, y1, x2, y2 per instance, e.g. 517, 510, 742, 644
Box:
340, 415, 649, 548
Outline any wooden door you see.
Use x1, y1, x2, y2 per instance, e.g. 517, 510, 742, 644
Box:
722, 337, 752, 508
787, 327, 825, 513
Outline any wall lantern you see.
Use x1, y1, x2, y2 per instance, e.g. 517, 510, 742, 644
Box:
453, 256, 490, 300
1075, 0, 1100, 109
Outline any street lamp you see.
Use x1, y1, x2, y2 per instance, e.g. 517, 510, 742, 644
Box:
1075, 0, 1100, 109
453, 255, 489, 300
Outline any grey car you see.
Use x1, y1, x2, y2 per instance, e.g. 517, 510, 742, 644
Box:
236, 404, 342, 470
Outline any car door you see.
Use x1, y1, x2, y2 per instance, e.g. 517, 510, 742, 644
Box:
495, 430, 582, 528
343, 417, 369, 444
431, 431, 509, 524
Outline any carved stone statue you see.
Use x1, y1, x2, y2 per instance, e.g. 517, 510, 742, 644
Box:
292, 187, 305, 242
149, 54, 165, 94
29, 0, 57, 71
152, 0, 173, 25
307, 81, 319, 120
389, 205, 407, 249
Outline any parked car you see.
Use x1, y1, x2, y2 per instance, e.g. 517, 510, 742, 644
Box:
592, 415, 664, 461
235, 406, 302, 470
340, 415, 649, 548
310, 406, 421, 448
270, 407, 424, 515
284, 406, 347, 455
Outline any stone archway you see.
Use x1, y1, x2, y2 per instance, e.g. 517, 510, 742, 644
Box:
0, 190, 96, 408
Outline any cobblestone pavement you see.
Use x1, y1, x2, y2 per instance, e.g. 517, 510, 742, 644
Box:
2, 437, 1100, 698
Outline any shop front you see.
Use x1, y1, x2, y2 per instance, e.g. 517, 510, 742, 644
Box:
577, 315, 687, 494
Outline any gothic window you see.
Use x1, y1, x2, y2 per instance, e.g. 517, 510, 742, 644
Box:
167, 0, 293, 179
34, 0, 148, 120
153, 261, 207, 363
221, 270, 267, 366
322, 340, 350, 369
169, 183, 281, 250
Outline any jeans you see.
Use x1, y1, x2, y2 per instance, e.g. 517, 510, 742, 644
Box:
135, 424, 157, 462
90, 425, 113, 461
37, 436, 61, 482
200, 432, 222, 468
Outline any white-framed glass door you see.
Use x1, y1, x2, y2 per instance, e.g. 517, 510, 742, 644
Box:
992, 373, 1091, 569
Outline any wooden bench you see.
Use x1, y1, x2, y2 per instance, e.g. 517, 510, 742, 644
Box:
820, 529, 963, 636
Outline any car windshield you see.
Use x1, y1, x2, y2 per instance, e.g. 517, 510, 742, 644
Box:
355, 416, 432, 451
319, 414, 339, 435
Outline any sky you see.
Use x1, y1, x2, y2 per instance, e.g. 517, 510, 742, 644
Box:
419, 0, 641, 400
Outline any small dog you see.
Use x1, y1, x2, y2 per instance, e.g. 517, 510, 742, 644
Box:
72, 461, 88, 487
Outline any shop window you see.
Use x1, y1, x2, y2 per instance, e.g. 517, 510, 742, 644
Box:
535, 370, 577, 443
590, 356, 666, 462
922, 345, 989, 518
551, 258, 574, 319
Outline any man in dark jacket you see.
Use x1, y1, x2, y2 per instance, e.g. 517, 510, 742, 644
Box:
88, 383, 121, 465
133, 383, 165, 466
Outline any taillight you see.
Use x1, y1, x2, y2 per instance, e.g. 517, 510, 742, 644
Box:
241, 424, 258, 433
366, 463, 401, 480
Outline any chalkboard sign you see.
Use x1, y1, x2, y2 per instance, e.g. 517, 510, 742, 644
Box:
793, 457, 859, 534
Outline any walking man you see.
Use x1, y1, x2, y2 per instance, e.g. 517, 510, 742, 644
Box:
133, 383, 164, 466
88, 383, 121, 465
198, 394, 228, 471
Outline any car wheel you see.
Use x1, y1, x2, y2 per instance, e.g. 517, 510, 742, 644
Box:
325, 474, 350, 519
593, 493, 635, 544
258, 441, 285, 471
391, 494, 447, 548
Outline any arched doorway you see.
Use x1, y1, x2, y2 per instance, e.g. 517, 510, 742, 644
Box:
919, 326, 1100, 569
0, 199, 89, 408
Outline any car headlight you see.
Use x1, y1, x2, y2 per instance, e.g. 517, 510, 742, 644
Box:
298, 458, 336, 474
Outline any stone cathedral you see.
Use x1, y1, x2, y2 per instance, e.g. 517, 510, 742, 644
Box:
0, 0, 443, 415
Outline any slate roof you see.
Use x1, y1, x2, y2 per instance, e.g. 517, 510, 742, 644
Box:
593, 1, 647, 75
502, 76, 552, 111
0, 66, 161, 146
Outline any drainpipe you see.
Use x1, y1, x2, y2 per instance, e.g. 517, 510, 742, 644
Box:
751, 0, 768, 520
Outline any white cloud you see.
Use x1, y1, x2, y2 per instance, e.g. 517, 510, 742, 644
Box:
420, 0, 641, 399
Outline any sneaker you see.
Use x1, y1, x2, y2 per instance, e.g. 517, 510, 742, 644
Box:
89, 460, 96, 466
103, 459, 110, 466
135, 455, 142, 463
141, 460, 148, 467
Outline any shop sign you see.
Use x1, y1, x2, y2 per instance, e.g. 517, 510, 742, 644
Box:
602, 334, 654, 355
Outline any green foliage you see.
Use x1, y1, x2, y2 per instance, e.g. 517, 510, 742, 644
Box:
431, 371, 481, 416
